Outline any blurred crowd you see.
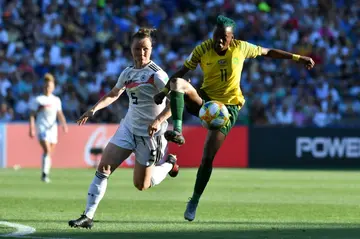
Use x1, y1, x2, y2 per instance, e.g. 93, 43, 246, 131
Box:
0, 0, 359, 127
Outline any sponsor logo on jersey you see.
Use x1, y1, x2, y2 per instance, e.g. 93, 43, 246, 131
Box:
125, 74, 155, 89
218, 59, 227, 65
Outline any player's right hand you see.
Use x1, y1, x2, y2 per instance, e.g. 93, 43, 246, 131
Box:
77, 109, 95, 125
29, 129, 35, 138
154, 91, 166, 105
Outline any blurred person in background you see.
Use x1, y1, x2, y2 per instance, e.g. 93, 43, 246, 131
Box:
28, 73, 68, 183
0, 102, 13, 122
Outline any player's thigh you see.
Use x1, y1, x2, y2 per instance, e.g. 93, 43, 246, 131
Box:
38, 127, 57, 152
100, 122, 135, 174
133, 161, 154, 190
183, 88, 204, 117
202, 106, 240, 163
219, 105, 240, 136
133, 135, 166, 189
98, 142, 132, 174
201, 106, 240, 164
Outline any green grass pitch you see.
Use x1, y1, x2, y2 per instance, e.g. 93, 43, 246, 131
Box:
1, 168, 360, 239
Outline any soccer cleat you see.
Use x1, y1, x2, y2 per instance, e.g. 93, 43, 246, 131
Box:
184, 198, 198, 221
164, 130, 185, 145
166, 154, 179, 177
41, 176, 51, 183
68, 214, 93, 229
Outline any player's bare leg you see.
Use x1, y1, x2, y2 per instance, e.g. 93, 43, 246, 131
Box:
166, 78, 202, 145
133, 154, 179, 191
39, 140, 53, 183
184, 130, 225, 221
133, 160, 154, 190
69, 143, 132, 229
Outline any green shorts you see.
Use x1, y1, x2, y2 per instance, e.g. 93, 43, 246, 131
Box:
219, 104, 239, 136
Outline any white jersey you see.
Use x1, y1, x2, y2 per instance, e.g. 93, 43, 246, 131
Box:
115, 61, 169, 136
29, 94, 62, 131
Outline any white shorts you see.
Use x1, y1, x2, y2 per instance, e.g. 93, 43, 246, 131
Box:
109, 123, 167, 166
37, 126, 58, 144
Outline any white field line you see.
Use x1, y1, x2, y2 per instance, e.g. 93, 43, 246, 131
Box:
0, 221, 72, 239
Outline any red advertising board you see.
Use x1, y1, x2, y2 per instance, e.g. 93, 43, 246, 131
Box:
5, 124, 248, 168
168, 126, 248, 168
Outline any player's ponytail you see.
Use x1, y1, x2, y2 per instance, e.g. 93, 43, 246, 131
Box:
131, 27, 157, 43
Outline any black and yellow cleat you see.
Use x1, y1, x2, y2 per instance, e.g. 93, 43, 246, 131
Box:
164, 130, 185, 145
68, 214, 93, 229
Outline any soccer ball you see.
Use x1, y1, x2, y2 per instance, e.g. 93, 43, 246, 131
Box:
199, 101, 230, 130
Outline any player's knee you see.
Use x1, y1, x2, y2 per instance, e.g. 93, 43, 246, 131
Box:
170, 77, 186, 88
134, 182, 150, 191
41, 144, 51, 154
170, 77, 181, 84
43, 148, 50, 154
97, 163, 112, 175
201, 157, 214, 168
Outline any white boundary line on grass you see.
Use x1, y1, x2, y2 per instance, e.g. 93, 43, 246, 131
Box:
0, 221, 72, 239
0, 221, 35, 237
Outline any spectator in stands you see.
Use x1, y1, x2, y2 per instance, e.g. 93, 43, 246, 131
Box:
0, 0, 358, 127
0, 102, 13, 122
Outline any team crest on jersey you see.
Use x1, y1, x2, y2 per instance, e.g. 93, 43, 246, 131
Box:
218, 59, 227, 66
232, 57, 239, 65
140, 74, 147, 82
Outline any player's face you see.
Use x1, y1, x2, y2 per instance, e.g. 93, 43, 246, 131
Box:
213, 26, 233, 53
131, 37, 152, 68
44, 81, 54, 95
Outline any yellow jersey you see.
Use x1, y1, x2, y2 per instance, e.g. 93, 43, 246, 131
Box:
184, 39, 262, 105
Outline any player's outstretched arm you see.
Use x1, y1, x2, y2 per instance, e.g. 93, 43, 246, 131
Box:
77, 86, 125, 125
261, 48, 315, 70
154, 65, 190, 105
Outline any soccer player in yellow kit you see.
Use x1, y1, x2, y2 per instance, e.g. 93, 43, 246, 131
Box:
154, 15, 315, 221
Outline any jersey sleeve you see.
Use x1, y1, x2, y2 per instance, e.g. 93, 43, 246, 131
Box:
237, 40, 262, 59
153, 70, 169, 90
29, 97, 39, 112
184, 40, 209, 70
115, 67, 128, 89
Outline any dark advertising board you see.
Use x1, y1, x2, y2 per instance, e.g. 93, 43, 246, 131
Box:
249, 127, 360, 169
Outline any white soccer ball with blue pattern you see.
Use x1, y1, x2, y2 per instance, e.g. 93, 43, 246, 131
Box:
199, 101, 230, 130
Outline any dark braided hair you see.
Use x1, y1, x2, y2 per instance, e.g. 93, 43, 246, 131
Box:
216, 15, 236, 30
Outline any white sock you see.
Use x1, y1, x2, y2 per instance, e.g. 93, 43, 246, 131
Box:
150, 162, 173, 187
42, 154, 51, 176
84, 171, 109, 219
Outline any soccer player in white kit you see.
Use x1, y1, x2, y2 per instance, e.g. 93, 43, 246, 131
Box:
68, 28, 179, 229
29, 73, 68, 183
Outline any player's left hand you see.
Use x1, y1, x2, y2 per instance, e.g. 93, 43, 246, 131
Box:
148, 119, 161, 137
62, 125, 68, 133
299, 56, 315, 70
